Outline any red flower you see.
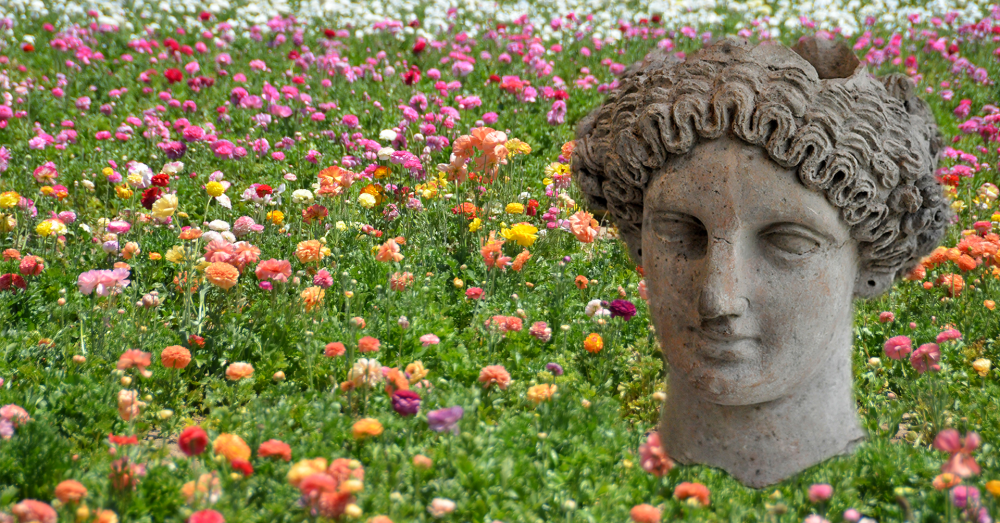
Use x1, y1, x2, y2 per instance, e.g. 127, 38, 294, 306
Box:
288, 50, 300, 60
230, 459, 253, 477
140, 187, 161, 209
934, 429, 981, 478
188, 334, 205, 347
0, 273, 28, 292
164, 69, 184, 84
178, 426, 209, 457
323, 29, 337, 38
21, 43, 34, 52
198, 11, 212, 21
489, 74, 502, 83
108, 434, 139, 446
412, 38, 426, 54
188, 509, 225, 523
151, 173, 170, 187
255, 184, 273, 198
402, 66, 421, 86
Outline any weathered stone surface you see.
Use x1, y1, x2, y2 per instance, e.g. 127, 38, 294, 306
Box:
572, 37, 948, 487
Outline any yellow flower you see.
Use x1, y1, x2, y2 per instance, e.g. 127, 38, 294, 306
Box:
288, 458, 328, 488
336, 220, 348, 231
951, 200, 966, 213
213, 433, 251, 462
0, 191, 19, 208
115, 185, 133, 199
973, 358, 992, 377
0, 213, 15, 233
165, 245, 187, 264
205, 181, 225, 197
373, 166, 391, 179
469, 218, 482, 232
527, 384, 557, 405
266, 210, 284, 225
360, 183, 384, 205
35, 220, 53, 237
544, 162, 570, 178
352, 418, 384, 440
501, 222, 538, 247
505, 203, 524, 214
986, 480, 1000, 497
40, 186, 54, 196
301, 286, 325, 312
102, 167, 114, 177
992, 212, 1000, 222
542, 177, 553, 186
358, 193, 377, 208
127, 173, 143, 187
151, 194, 178, 219
506, 138, 532, 155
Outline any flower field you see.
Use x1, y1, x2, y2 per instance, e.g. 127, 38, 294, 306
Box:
1, 0, 1000, 521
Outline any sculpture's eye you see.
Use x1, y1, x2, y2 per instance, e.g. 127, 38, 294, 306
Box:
650, 213, 707, 258
762, 225, 823, 257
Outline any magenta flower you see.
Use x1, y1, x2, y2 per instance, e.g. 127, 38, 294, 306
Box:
909, 343, 941, 374
883, 336, 913, 360
936, 328, 962, 344
951, 485, 980, 509
609, 299, 637, 321
934, 429, 981, 478
391, 390, 421, 417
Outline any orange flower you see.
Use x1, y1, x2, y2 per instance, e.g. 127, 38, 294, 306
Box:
205, 262, 239, 290
2, 248, 21, 261
905, 264, 926, 281
561, 140, 576, 159
181, 472, 221, 504
295, 239, 329, 263
390, 271, 414, 291
574, 275, 589, 289
376, 238, 404, 263
937, 273, 965, 297
480, 231, 511, 270
413, 454, 433, 469
213, 433, 251, 462
117, 349, 153, 378
933, 472, 961, 490
478, 365, 511, 390
384, 367, 409, 395
368, 516, 393, 523
358, 336, 381, 353
122, 242, 141, 260
54, 479, 88, 503
258, 439, 293, 461
630, 504, 661, 523
226, 362, 254, 381
301, 286, 325, 312
986, 300, 996, 310
161, 346, 192, 369
352, 418, 384, 440
584, 333, 604, 353
179, 228, 203, 240
511, 250, 531, 272
673, 482, 710, 506
149, 252, 162, 260
527, 383, 557, 404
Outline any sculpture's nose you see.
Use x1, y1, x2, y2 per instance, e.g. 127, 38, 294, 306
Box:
697, 236, 749, 322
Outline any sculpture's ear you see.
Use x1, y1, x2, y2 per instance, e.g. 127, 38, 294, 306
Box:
854, 270, 894, 299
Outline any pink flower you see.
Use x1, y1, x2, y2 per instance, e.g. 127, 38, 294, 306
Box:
879, 311, 895, 323
883, 336, 913, 360
910, 343, 941, 374
313, 269, 333, 288
465, 287, 484, 300
639, 431, 673, 476
254, 259, 292, 283
77, 269, 130, 297
936, 328, 962, 344
934, 428, 981, 478
808, 484, 833, 503
420, 334, 440, 347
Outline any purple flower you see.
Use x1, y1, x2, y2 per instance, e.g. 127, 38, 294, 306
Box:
427, 406, 463, 434
391, 390, 421, 417
609, 299, 637, 321
545, 362, 563, 376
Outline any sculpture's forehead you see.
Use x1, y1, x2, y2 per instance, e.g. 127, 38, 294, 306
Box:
644, 135, 848, 236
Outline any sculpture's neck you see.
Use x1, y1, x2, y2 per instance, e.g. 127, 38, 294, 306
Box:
658, 327, 865, 488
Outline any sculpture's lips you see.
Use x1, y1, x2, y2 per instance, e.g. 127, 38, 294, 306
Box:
689, 327, 758, 361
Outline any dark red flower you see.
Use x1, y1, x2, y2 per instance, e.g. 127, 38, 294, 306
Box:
178, 426, 209, 457
230, 459, 253, 477
180, 45, 194, 56
198, 11, 212, 21
151, 173, 170, 187
140, 187, 162, 210
302, 204, 329, 224
163, 38, 180, 52
288, 50, 300, 60
21, 43, 34, 52
164, 69, 184, 84
488, 74, 502, 83
402, 66, 421, 86
188, 334, 205, 347
412, 38, 426, 54
255, 184, 273, 198
323, 29, 337, 38
651, 14, 662, 23
408, 19, 420, 28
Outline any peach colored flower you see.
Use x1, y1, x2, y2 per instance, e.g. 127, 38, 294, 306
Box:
630, 504, 661, 523
226, 362, 254, 381
358, 336, 381, 353
213, 433, 251, 462
568, 211, 598, 243
205, 262, 239, 290
674, 482, 710, 506
181, 472, 221, 504
258, 439, 293, 461
117, 389, 145, 421
160, 346, 192, 369
301, 286, 325, 312
376, 239, 404, 263
511, 250, 531, 272
11, 500, 57, 523
255, 258, 292, 282
204, 239, 235, 264
54, 479, 88, 503
478, 365, 511, 390
295, 240, 329, 263
117, 349, 153, 378
413, 454, 433, 469
230, 241, 261, 272
179, 228, 203, 240
527, 384, 557, 404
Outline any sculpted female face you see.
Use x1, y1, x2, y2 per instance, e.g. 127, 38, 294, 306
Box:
642, 134, 860, 405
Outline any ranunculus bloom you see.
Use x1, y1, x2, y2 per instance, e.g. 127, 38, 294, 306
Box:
910, 343, 941, 374
883, 335, 912, 360
609, 299, 637, 320
287, 458, 328, 488
188, 509, 225, 523
427, 406, 464, 434
295, 240, 329, 263
375, 238, 404, 262
178, 426, 209, 457
427, 498, 456, 518
527, 384, 557, 404
936, 328, 963, 343
673, 482, 710, 506
808, 483, 833, 503
161, 345, 192, 369
639, 431, 673, 476
254, 258, 292, 282
358, 336, 381, 353
213, 433, 251, 462
391, 389, 421, 416
352, 418, 384, 439
117, 349, 152, 378
258, 439, 292, 461
226, 362, 254, 380
630, 504, 661, 523
419, 334, 440, 346
205, 262, 239, 290
584, 333, 604, 353
478, 365, 511, 390
325, 342, 346, 357
934, 428, 981, 478
54, 479, 88, 503
11, 499, 57, 523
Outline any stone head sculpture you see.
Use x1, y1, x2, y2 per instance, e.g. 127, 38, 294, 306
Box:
572, 37, 949, 487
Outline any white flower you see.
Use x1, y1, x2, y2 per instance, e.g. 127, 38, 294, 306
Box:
585, 299, 609, 318
358, 193, 377, 209
208, 220, 230, 232
291, 189, 314, 205
379, 129, 398, 142
377, 147, 394, 161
